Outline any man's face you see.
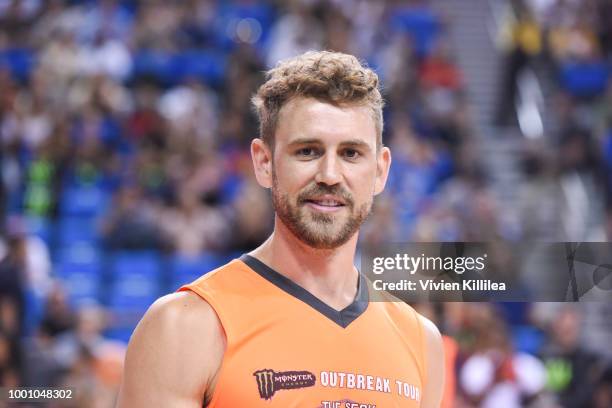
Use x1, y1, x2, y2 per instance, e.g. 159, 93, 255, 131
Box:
261, 97, 390, 249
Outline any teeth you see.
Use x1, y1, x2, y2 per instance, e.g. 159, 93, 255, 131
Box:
315, 200, 340, 206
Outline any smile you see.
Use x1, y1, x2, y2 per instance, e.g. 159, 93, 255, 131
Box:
304, 198, 346, 213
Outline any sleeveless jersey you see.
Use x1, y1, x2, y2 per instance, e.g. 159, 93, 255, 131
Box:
179, 255, 428, 408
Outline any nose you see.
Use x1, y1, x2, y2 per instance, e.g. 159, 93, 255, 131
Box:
314, 153, 342, 186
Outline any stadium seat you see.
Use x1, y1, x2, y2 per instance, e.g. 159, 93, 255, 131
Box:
219, 173, 244, 204
131, 50, 174, 85
22, 289, 45, 337
170, 252, 224, 290
170, 51, 227, 86
215, 2, 275, 50
108, 251, 162, 302
132, 50, 227, 86
59, 185, 110, 217
389, 7, 440, 57
0, 48, 36, 82
24, 216, 53, 246
513, 326, 545, 355
105, 251, 163, 342
57, 217, 100, 246
5, 187, 24, 214
55, 242, 102, 265
560, 61, 610, 98
54, 243, 103, 305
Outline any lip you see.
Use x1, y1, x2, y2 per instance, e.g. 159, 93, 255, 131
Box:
303, 195, 347, 213
305, 201, 346, 213
305, 194, 347, 205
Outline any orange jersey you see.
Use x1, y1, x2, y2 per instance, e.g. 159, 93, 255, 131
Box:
179, 255, 429, 408
441, 336, 458, 408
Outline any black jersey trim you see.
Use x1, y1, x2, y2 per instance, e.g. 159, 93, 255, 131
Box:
240, 254, 368, 328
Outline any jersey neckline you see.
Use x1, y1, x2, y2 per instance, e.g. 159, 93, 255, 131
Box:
239, 254, 369, 329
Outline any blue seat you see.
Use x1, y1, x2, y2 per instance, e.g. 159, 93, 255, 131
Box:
105, 251, 162, 343
55, 242, 102, 266
5, 187, 24, 213
107, 271, 160, 307
170, 51, 227, 86
170, 253, 223, 290
23, 288, 45, 336
215, 2, 275, 51
132, 49, 227, 87
24, 216, 53, 246
54, 244, 103, 305
55, 264, 102, 305
111, 251, 160, 276
131, 50, 174, 84
57, 217, 99, 246
560, 61, 609, 98
389, 7, 440, 57
513, 326, 545, 355
219, 174, 244, 204
0, 48, 36, 82
59, 185, 110, 217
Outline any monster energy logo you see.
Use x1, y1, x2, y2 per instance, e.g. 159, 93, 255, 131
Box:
253, 369, 316, 400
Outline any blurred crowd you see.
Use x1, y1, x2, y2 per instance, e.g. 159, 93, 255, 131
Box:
497, 0, 612, 241
419, 302, 612, 408
0, 0, 610, 407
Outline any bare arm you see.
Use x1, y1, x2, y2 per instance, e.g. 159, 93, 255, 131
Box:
116, 291, 225, 407
419, 315, 445, 408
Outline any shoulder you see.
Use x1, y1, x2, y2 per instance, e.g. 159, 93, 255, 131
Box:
140, 291, 223, 338
133, 290, 225, 361
117, 291, 225, 406
416, 313, 444, 408
417, 313, 443, 349
382, 301, 443, 355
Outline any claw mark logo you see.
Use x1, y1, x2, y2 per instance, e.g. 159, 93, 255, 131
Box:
253, 369, 316, 400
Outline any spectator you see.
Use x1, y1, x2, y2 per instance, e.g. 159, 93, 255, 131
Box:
22, 284, 79, 388
101, 185, 164, 250
0, 328, 20, 387
496, 0, 543, 125
0, 233, 27, 386
266, 0, 324, 68
159, 187, 230, 256
229, 179, 273, 252
593, 365, 612, 408
539, 307, 603, 407
419, 39, 462, 91
459, 306, 547, 407
39, 284, 76, 339
0, 235, 27, 337
53, 304, 125, 407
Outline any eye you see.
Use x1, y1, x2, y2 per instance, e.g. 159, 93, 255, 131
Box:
342, 148, 360, 160
295, 147, 320, 158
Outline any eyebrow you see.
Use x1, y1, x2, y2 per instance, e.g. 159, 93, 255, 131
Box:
341, 139, 372, 151
287, 138, 373, 151
287, 138, 321, 148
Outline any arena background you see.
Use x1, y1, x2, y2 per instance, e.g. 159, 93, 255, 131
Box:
1, 0, 611, 406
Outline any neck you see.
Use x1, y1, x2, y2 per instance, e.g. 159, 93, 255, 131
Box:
249, 216, 360, 310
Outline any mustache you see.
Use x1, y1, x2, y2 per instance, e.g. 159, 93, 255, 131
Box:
297, 184, 354, 207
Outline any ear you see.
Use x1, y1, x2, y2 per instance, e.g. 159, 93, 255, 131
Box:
251, 138, 273, 189
374, 146, 391, 195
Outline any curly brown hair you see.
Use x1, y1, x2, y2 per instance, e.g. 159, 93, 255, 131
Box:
252, 51, 384, 149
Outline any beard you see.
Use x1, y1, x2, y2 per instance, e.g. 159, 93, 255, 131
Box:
271, 172, 372, 250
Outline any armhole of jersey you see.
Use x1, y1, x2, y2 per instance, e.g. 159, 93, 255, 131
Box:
178, 285, 231, 408
415, 311, 429, 393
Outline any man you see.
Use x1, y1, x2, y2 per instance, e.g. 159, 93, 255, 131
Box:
117, 51, 444, 407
